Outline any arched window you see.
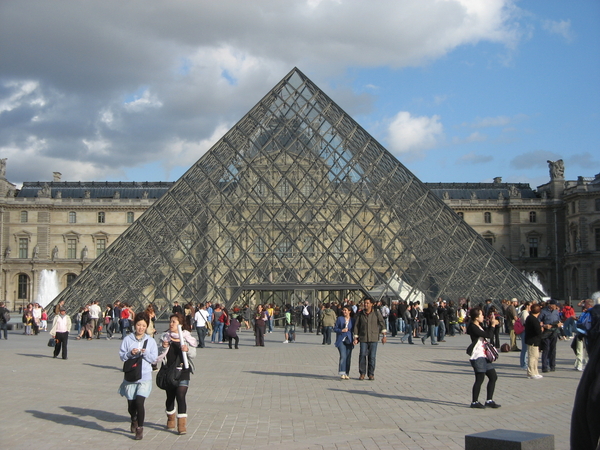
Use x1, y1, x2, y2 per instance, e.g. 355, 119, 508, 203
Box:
529, 211, 537, 223
66, 273, 78, 287
484, 212, 491, 224
69, 211, 77, 223
18, 274, 29, 300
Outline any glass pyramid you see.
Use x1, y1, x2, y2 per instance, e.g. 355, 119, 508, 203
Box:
52, 68, 544, 316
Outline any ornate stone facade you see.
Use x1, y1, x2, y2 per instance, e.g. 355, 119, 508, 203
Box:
1, 165, 598, 311
0, 166, 598, 312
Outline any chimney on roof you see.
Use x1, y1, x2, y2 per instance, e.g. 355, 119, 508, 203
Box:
53, 172, 62, 182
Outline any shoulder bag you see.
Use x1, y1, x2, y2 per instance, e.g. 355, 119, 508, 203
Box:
513, 318, 525, 335
123, 339, 148, 382
483, 339, 499, 363
156, 354, 183, 390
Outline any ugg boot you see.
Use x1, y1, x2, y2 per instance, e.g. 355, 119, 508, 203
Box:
166, 409, 176, 430
135, 427, 143, 440
177, 414, 187, 435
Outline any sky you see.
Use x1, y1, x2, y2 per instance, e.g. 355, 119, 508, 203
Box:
1, 0, 598, 189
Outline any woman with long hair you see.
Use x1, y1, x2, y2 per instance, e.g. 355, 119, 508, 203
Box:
144, 304, 156, 337
118, 313, 158, 440
467, 307, 501, 409
333, 305, 354, 379
157, 313, 198, 435
254, 304, 268, 346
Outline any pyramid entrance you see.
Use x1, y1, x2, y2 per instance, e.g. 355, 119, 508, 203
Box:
50, 68, 544, 317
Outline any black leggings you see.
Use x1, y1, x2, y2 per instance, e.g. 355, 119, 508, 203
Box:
127, 396, 146, 426
166, 385, 188, 414
472, 369, 497, 403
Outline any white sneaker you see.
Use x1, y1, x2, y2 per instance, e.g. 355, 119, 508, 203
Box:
283, 340, 288, 343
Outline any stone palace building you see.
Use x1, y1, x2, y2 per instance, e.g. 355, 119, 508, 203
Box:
2, 159, 598, 312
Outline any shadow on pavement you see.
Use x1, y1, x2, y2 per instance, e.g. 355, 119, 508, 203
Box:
328, 388, 467, 407
245, 370, 333, 380
82, 363, 121, 371
26, 409, 130, 436
16, 353, 54, 358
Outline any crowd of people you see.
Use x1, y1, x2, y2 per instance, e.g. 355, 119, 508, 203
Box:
4, 290, 600, 444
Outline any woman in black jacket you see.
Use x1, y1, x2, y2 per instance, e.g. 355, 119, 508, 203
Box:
524, 303, 543, 379
467, 307, 501, 409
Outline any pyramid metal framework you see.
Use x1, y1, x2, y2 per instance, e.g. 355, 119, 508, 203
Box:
51, 68, 544, 316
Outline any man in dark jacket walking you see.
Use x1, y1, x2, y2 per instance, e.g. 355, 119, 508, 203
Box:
353, 297, 386, 380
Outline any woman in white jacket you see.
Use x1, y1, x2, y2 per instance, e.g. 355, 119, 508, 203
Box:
118, 313, 158, 440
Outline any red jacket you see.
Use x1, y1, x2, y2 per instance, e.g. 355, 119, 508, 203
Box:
562, 305, 575, 319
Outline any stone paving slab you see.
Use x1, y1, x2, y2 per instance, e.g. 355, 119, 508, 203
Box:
0, 327, 580, 449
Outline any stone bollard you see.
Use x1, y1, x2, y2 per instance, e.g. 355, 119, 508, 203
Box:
465, 429, 554, 450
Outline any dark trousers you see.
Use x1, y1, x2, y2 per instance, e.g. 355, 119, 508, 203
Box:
255, 323, 265, 346
541, 335, 558, 371
358, 342, 378, 376
227, 335, 239, 349
302, 316, 312, 332
54, 331, 69, 359
0, 322, 7, 339
196, 326, 207, 348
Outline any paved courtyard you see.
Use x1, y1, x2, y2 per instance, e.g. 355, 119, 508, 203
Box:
0, 325, 579, 449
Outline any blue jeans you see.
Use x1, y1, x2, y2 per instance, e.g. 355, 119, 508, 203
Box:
338, 342, 353, 375
212, 322, 224, 342
563, 317, 575, 338
0, 322, 7, 339
358, 342, 378, 376
397, 318, 405, 333
322, 326, 333, 345
268, 317, 274, 333
519, 331, 528, 368
401, 323, 413, 344
438, 321, 446, 341
423, 325, 437, 344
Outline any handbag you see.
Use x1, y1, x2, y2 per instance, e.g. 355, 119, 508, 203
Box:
156, 355, 182, 390
48, 337, 56, 347
513, 318, 525, 335
483, 339, 499, 363
123, 339, 148, 382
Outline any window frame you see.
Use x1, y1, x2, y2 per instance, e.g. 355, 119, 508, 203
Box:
67, 238, 77, 259
69, 211, 77, 224
97, 211, 106, 224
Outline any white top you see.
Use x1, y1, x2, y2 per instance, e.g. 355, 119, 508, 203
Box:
194, 309, 209, 327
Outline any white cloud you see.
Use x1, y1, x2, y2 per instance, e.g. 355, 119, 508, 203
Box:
387, 111, 444, 157
0, 0, 526, 183
542, 19, 574, 42
0, 80, 44, 113
124, 89, 163, 112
